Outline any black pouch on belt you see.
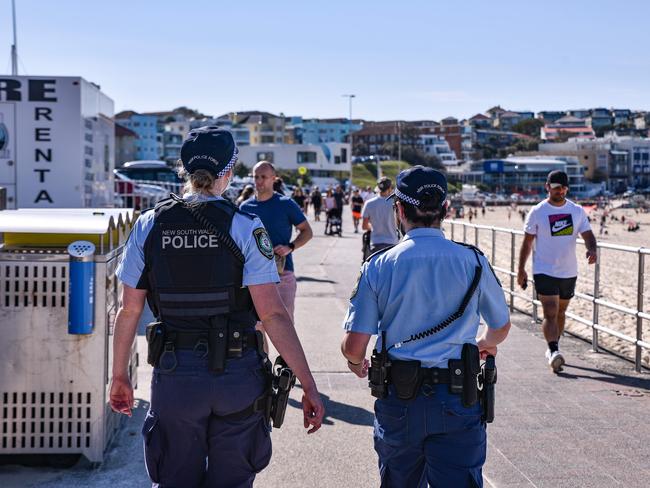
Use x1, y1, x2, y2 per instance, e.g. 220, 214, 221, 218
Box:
461, 343, 480, 407
145, 322, 165, 367
390, 360, 422, 400
208, 316, 228, 374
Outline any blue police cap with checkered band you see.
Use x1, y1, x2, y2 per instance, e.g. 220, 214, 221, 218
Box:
389, 165, 447, 207
180, 127, 238, 179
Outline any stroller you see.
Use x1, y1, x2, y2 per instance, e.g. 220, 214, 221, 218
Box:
325, 209, 342, 236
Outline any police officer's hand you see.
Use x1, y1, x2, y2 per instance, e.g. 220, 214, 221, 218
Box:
477, 339, 498, 360
517, 269, 528, 289
273, 245, 292, 257
109, 376, 134, 417
347, 358, 369, 378
301, 387, 325, 434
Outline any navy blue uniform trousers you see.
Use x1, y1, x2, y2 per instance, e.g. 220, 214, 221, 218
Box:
142, 349, 272, 488
374, 384, 485, 487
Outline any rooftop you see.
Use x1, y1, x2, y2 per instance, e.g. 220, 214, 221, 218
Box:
115, 123, 137, 138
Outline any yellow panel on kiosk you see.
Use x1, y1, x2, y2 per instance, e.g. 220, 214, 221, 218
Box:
0, 209, 132, 251
2, 232, 104, 247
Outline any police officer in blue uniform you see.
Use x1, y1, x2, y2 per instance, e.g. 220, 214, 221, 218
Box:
110, 128, 324, 488
341, 166, 511, 487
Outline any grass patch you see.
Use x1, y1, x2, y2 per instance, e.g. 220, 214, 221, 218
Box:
352, 160, 410, 189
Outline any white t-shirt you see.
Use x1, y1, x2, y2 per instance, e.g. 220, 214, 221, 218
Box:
524, 199, 591, 278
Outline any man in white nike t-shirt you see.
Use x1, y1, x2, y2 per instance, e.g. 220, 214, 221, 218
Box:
517, 170, 597, 372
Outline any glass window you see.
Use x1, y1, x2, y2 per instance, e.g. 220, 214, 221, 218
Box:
297, 151, 317, 164
257, 152, 274, 163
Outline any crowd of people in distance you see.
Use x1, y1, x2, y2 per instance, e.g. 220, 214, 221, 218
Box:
232, 178, 380, 234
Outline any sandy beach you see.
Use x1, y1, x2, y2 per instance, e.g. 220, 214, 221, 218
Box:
441, 200, 650, 368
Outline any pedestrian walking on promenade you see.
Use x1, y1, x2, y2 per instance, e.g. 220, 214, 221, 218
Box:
517, 170, 597, 372
361, 177, 399, 254
291, 187, 307, 214
311, 186, 323, 221
341, 166, 511, 487
110, 128, 323, 487
324, 188, 336, 214
350, 188, 364, 233
333, 185, 347, 230
241, 161, 313, 322
273, 176, 286, 195
236, 183, 254, 207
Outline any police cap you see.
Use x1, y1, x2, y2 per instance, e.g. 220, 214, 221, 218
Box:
180, 126, 238, 178
389, 165, 447, 207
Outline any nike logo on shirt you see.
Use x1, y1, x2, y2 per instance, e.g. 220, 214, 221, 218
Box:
552, 221, 570, 233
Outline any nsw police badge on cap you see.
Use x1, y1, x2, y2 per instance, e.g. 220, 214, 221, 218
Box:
253, 228, 274, 260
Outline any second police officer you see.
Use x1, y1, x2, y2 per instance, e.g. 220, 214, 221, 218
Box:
341, 166, 511, 487
110, 128, 324, 487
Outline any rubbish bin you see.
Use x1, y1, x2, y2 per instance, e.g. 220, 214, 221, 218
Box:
0, 208, 137, 463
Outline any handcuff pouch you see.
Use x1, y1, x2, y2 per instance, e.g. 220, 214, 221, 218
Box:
390, 360, 422, 400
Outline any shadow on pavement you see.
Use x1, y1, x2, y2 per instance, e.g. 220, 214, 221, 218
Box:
556, 363, 650, 390
296, 276, 337, 284
287, 390, 374, 427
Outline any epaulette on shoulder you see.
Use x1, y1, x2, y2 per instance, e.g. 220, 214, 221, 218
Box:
364, 244, 396, 263
206, 197, 254, 220
452, 240, 485, 256
234, 207, 257, 220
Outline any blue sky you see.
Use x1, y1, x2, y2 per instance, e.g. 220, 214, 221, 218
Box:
2, 0, 649, 120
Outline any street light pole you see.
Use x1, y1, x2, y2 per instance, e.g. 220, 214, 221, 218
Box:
342, 94, 356, 182
341, 94, 356, 141
11, 0, 19, 75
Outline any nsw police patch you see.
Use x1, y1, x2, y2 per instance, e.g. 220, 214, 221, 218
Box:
253, 228, 274, 260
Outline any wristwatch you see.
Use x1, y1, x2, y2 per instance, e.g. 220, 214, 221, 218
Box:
288, 242, 295, 251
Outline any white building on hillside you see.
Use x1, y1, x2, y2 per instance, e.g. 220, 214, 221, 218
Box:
419, 134, 459, 166
237, 143, 351, 188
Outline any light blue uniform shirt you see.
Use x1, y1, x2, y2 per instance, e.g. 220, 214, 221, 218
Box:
115, 194, 280, 288
342, 227, 509, 368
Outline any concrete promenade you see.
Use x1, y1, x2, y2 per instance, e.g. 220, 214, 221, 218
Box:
1, 214, 649, 487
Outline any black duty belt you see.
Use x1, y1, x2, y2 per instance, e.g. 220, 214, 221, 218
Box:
386, 360, 456, 400
172, 330, 258, 353
419, 367, 452, 385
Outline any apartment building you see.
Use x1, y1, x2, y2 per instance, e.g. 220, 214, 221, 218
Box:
419, 134, 458, 166
541, 116, 595, 141
289, 117, 363, 144
114, 111, 160, 160
473, 156, 585, 194
537, 111, 566, 124
237, 142, 351, 187
218, 111, 286, 145
494, 111, 534, 131
537, 135, 650, 190
115, 123, 138, 166
351, 122, 402, 155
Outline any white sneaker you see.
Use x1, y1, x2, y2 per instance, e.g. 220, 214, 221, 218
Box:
547, 350, 565, 372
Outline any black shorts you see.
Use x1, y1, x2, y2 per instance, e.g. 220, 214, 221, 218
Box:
533, 274, 577, 299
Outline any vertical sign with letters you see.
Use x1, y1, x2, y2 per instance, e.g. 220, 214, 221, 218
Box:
0, 76, 114, 209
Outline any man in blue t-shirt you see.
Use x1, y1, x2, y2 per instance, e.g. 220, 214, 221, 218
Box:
240, 161, 313, 321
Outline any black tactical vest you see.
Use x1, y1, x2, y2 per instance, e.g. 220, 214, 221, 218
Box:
138, 198, 257, 332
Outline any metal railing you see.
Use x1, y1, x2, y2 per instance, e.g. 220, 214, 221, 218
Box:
443, 219, 649, 372
114, 179, 182, 210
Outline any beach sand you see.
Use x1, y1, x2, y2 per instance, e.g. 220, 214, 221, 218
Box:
442, 200, 650, 368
